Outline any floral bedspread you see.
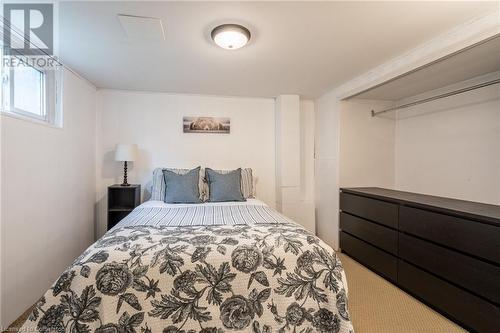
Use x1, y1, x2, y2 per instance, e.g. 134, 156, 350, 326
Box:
21, 222, 354, 333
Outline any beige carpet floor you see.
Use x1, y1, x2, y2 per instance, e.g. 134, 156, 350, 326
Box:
340, 253, 468, 333
4, 255, 468, 333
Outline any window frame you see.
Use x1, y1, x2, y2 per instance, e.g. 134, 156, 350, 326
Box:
1, 53, 62, 128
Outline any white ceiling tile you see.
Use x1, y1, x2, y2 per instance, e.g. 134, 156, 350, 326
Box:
118, 14, 165, 41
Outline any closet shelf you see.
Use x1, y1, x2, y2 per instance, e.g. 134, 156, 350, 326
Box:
350, 35, 500, 108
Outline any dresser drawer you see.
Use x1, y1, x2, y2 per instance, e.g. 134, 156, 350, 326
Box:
340, 192, 399, 228
399, 260, 500, 333
340, 231, 397, 282
400, 206, 500, 264
400, 233, 500, 305
340, 212, 398, 255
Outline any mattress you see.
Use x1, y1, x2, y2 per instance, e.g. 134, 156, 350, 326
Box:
20, 199, 354, 333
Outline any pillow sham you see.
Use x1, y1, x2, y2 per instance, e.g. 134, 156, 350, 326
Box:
162, 167, 202, 203
151, 167, 205, 201
202, 167, 254, 200
205, 168, 245, 202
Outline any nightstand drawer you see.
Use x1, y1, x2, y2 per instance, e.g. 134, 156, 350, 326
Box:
400, 206, 500, 264
340, 212, 397, 255
399, 233, 500, 304
340, 192, 398, 228
340, 231, 397, 282
399, 260, 500, 333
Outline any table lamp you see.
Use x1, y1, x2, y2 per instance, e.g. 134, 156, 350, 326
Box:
115, 144, 137, 186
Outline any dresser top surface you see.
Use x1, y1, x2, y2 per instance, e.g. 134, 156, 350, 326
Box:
341, 187, 500, 226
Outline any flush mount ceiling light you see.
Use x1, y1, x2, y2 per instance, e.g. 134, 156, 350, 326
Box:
211, 24, 251, 50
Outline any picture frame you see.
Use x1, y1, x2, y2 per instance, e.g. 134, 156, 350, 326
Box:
183, 116, 230, 134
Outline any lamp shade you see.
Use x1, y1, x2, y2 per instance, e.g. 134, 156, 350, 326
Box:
115, 144, 137, 162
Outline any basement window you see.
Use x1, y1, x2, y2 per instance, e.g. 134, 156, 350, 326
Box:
1, 50, 62, 127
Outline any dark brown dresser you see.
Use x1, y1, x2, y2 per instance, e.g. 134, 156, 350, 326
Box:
339, 187, 500, 333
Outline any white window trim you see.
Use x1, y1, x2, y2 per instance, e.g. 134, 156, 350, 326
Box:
1, 107, 63, 129
1, 57, 63, 128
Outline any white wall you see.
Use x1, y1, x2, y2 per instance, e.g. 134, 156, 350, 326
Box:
275, 95, 301, 194
339, 99, 395, 188
395, 82, 500, 205
275, 96, 315, 233
95, 90, 276, 237
299, 100, 316, 231
0, 69, 96, 327
314, 91, 340, 249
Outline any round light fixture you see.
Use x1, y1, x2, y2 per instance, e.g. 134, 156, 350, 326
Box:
211, 24, 251, 50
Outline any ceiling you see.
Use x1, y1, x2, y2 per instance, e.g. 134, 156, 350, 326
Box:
354, 35, 500, 101
58, 1, 499, 98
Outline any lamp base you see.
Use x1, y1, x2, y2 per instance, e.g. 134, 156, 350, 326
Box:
121, 161, 130, 186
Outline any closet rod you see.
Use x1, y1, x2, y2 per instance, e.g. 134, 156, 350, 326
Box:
371, 78, 500, 117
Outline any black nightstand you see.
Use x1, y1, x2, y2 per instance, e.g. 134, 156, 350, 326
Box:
107, 184, 141, 230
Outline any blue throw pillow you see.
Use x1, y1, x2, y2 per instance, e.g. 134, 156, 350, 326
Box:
205, 168, 245, 202
163, 167, 201, 203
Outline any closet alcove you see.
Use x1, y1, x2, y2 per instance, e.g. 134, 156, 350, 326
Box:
338, 35, 500, 206
338, 35, 500, 333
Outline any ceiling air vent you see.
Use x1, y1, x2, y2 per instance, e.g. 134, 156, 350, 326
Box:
118, 14, 165, 40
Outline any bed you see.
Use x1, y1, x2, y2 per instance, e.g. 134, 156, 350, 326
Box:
20, 198, 354, 333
